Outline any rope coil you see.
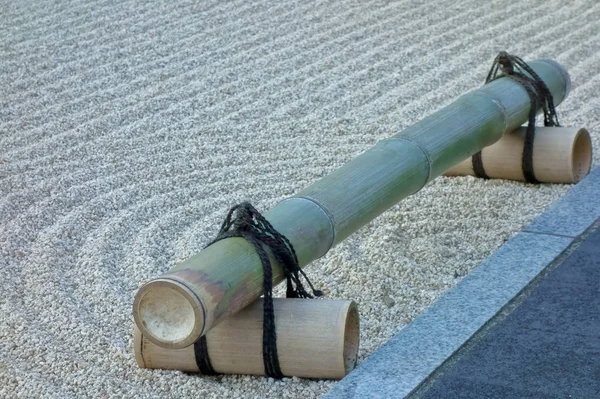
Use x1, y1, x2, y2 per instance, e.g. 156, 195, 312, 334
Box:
472, 51, 561, 183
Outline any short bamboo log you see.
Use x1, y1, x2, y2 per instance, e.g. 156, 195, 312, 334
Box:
444, 127, 592, 183
133, 58, 571, 349
134, 299, 359, 379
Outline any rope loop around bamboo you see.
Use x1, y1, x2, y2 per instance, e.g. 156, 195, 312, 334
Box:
473, 51, 563, 184
195, 202, 324, 379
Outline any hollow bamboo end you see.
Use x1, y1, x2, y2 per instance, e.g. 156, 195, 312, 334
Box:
570, 128, 592, 183
133, 278, 205, 349
343, 301, 360, 374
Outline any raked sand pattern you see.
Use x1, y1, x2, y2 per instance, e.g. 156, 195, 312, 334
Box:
1, 0, 599, 397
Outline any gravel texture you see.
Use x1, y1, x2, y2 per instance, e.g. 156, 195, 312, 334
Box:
1, 0, 599, 397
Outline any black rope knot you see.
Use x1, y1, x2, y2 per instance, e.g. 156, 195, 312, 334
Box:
472, 51, 561, 183
194, 202, 323, 379
496, 51, 515, 75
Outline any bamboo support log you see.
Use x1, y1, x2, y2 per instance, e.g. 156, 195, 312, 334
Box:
133, 59, 571, 349
134, 299, 359, 379
444, 127, 592, 183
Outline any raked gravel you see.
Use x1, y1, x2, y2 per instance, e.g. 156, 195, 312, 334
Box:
1, 0, 599, 397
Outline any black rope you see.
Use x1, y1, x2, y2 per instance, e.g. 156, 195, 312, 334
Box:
472, 51, 560, 183
195, 335, 215, 375
194, 202, 323, 378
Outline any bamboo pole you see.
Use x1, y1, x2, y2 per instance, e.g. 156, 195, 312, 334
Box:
444, 127, 592, 183
133, 59, 571, 349
134, 299, 359, 379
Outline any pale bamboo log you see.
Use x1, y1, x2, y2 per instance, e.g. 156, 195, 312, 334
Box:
133, 59, 571, 349
134, 299, 359, 379
444, 127, 591, 183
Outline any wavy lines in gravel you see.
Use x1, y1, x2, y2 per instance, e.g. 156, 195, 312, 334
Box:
0, 0, 380, 143
0, 0, 464, 158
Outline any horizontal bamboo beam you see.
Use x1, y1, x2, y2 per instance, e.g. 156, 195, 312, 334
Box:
133, 59, 571, 349
444, 126, 591, 183
134, 299, 359, 379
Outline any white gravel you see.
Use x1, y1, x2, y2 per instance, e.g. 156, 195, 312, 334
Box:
1, 0, 599, 397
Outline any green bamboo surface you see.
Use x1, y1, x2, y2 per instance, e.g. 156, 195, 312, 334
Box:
133, 59, 571, 348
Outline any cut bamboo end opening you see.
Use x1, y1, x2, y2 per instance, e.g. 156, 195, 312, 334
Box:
132, 278, 205, 349
444, 127, 592, 184
571, 128, 592, 182
343, 301, 360, 374
133, 299, 360, 380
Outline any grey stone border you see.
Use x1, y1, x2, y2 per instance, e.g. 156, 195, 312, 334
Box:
324, 166, 600, 399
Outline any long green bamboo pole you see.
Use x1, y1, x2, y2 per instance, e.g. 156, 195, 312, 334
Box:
133, 59, 571, 349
